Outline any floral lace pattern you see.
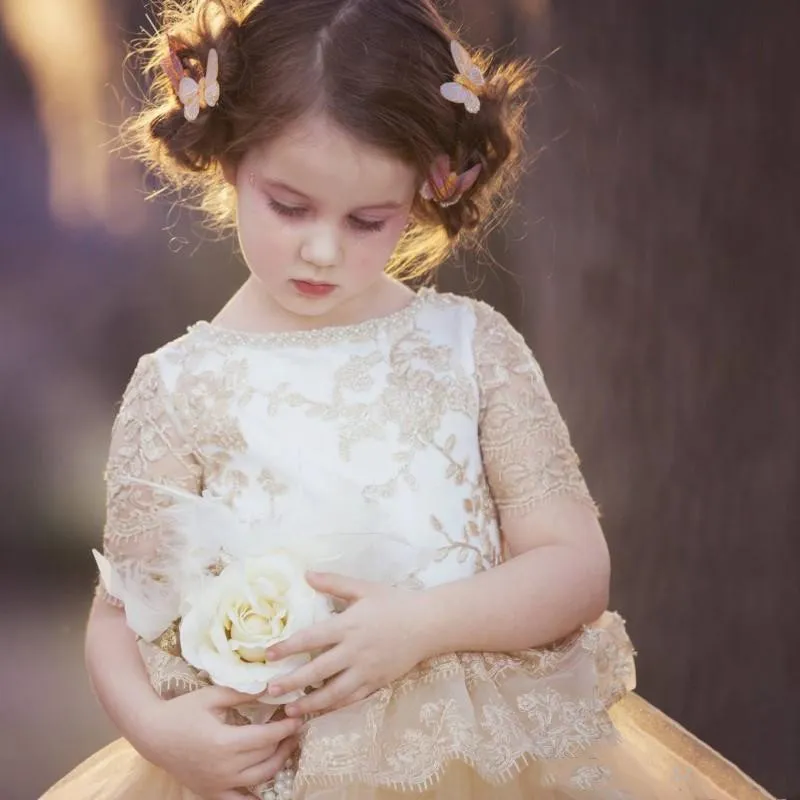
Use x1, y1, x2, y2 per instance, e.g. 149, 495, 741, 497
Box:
138, 638, 209, 700
472, 299, 598, 518
97, 354, 202, 608
98, 291, 598, 607
295, 613, 635, 792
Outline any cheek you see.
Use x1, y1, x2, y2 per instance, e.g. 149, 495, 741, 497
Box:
350, 215, 409, 275
384, 213, 410, 242
237, 195, 296, 263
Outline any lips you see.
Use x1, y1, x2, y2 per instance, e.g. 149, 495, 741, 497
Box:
291, 279, 336, 298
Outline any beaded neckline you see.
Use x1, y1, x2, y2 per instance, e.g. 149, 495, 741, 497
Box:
188, 287, 432, 347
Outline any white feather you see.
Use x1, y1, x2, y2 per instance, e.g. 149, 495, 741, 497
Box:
93, 550, 178, 641
97, 476, 438, 643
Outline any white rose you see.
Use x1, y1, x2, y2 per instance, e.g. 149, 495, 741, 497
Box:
179, 552, 331, 703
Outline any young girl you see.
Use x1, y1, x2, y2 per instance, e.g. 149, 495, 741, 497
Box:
44, 1, 775, 798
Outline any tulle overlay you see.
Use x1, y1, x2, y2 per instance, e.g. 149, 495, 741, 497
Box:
42, 613, 775, 799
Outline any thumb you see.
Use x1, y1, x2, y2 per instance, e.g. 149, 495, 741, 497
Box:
200, 684, 262, 708
305, 570, 374, 601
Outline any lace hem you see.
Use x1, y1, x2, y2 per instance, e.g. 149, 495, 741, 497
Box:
295, 612, 635, 792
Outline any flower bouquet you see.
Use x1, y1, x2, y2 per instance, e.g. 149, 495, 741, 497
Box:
94, 481, 430, 799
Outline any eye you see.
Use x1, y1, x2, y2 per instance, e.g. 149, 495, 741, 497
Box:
348, 216, 386, 233
268, 199, 308, 219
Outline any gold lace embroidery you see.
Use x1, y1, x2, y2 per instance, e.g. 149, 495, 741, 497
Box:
296, 613, 634, 791
473, 301, 598, 518
261, 313, 500, 574
97, 354, 202, 607
266, 326, 475, 466
138, 638, 209, 700
166, 344, 253, 503
568, 764, 613, 789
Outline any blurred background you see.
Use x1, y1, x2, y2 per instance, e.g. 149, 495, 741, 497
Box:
1, 1, 797, 798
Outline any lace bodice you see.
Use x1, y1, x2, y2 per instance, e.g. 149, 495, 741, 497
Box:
99, 289, 596, 607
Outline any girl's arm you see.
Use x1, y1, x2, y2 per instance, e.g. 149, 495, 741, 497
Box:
89, 351, 203, 747
84, 597, 168, 751
416, 301, 610, 655
85, 597, 300, 790
269, 497, 608, 715
86, 354, 301, 797
418, 497, 609, 657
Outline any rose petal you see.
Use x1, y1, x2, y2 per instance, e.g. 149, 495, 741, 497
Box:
178, 551, 331, 697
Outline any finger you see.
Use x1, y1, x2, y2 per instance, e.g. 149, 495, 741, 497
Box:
201, 685, 264, 709
285, 671, 363, 718
267, 647, 348, 698
238, 736, 299, 787
329, 685, 373, 713
233, 717, 303, 751
264, 618, 342, 661
305, 571, 374, 601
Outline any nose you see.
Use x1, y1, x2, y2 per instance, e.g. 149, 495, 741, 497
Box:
299, 223, 340, 269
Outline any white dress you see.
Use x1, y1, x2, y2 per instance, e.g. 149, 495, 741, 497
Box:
44, 289, 774, 799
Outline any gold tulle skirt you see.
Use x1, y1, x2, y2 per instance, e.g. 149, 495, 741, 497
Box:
42, 614, 775, 800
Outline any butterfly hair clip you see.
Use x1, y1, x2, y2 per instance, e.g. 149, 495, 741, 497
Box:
440, 41, 486, 114
420, 155, 482, 207
161, 36, 220, 122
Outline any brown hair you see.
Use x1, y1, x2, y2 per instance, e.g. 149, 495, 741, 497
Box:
124, 0, 533, 278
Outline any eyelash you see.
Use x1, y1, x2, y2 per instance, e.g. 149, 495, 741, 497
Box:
267, 199, 387, 233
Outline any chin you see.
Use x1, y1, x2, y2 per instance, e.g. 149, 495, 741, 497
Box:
279, 292, 345, 318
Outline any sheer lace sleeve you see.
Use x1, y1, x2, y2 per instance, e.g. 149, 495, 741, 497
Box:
97, 354, 202, 609
474, 303, 597, 518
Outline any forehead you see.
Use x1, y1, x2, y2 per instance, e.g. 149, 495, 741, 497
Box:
249, 113, 417, 205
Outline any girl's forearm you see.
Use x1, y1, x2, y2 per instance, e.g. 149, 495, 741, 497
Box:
84, 597, 165, 752
418, 542, 610, 658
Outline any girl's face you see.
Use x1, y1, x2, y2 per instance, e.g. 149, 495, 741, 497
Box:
233, 113, 418, 327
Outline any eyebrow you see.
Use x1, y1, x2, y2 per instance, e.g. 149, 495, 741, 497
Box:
263, 180, 404, 212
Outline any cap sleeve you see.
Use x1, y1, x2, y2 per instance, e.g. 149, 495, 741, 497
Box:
98, 354, 202, 610
474, 302, 597, 519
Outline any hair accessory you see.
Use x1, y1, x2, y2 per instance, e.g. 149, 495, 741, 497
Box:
420, 155, 482, 207
440, 41, 485, 114
160, 37, 186, 90
161, 37, 220, 122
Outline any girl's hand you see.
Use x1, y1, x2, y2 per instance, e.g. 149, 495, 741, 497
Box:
263, 572, 433, 718
137, 685, 302, 800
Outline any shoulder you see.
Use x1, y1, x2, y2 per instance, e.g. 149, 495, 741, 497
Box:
114, 325, 215, 411
420, 289, 530, 354
112, 327, 215, 437
421, 288, 516, 327
127, 323, 221, 389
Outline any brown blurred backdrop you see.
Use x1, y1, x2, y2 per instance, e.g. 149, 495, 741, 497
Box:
1, 2, 797, 798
